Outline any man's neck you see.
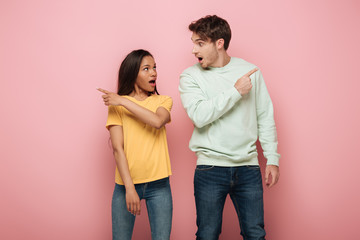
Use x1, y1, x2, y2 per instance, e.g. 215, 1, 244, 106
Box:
212, 52, 231, 68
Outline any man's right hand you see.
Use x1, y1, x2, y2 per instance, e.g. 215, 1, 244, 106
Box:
234, 68, 258, 96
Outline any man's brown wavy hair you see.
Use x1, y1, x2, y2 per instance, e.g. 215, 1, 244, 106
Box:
189, 15, 232, 50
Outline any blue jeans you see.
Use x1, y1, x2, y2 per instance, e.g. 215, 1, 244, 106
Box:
194, 165, 265, 240
112, 177, 172, 240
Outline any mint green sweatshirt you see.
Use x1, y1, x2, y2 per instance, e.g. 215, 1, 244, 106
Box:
179, 57, 280, 166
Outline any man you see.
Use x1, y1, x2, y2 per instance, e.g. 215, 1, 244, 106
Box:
179, 15, 280, 240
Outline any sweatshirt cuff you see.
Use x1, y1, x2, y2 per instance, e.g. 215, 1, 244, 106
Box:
266, 156, 279, 166
230, 86, 242, 102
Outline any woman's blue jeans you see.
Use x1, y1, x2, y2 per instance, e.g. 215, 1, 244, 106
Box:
112, 177, 172, 240
194, 165, 266, 240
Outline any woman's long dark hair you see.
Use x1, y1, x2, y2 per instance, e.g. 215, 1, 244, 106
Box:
117, 49, 159, 96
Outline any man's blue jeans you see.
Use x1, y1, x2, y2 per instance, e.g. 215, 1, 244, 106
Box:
112, 177, 172, 240
194, 165, 266, 240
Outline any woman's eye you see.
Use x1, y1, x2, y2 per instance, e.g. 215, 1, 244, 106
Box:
144, 67, 148, 71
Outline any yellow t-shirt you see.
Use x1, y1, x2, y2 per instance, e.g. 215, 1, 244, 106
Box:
106, 95, 172, 185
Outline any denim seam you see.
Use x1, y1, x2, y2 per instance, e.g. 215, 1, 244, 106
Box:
195, 165, 215, 171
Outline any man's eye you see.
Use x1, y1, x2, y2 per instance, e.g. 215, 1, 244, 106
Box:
199, 43, 203, 47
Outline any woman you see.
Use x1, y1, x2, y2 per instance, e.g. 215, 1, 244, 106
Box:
98, 49, 173, 240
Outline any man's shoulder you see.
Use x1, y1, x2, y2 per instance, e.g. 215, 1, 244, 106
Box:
231, 57, 257, 69
181, 63, 202, 76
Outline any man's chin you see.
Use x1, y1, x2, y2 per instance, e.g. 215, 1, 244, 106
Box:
200, 64, 210, 70
199, 62, 207, 69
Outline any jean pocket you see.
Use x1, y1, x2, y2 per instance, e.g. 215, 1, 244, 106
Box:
195, 165, 215, 171
246, 165, 260, 170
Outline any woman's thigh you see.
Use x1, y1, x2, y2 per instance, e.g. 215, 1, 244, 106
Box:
145, 178, 173, 240
111, 184, 136, 240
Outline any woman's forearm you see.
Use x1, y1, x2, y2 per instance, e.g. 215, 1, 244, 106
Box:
98, 88, 170, 128
113, 149, 135, 191
120, 97, 170, 129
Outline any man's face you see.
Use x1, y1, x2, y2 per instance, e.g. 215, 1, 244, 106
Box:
191, 32, 219, 69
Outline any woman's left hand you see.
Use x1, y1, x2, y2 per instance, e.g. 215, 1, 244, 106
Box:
97, 88, 122, 106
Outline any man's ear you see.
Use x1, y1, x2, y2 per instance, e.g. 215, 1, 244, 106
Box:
216, 38, 225, 50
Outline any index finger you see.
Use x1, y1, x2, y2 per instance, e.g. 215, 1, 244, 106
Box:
244, 68, 258, 77
97, 88, 109, 94
136, 202, 141, 215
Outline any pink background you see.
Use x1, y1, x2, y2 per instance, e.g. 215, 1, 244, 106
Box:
1, 0, 359, 239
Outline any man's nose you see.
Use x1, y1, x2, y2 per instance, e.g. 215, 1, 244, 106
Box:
192, 46, 197, 54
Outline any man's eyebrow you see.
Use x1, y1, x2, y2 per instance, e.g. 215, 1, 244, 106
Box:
192, 38, 204, 42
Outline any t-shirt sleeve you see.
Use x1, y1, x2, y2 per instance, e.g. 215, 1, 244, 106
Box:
159, 96, 173, 113
106, 105, 123, 129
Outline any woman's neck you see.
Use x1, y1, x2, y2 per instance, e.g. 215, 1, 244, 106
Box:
129, 87, 149, 101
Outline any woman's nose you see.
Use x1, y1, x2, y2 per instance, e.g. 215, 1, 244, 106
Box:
151, 69, 157, 76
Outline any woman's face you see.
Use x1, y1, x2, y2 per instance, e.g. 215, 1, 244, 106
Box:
135, 56, 157, 93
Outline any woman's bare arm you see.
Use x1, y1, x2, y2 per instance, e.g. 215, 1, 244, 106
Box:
98, 88, 170, 129
109, 125, 141, 215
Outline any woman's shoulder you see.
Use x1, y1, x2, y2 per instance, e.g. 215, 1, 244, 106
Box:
151, 94, 172, 101
150, 95, 173, 109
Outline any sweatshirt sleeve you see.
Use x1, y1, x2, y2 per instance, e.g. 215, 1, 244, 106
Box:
179, 71, 242, 128
255, 71, 280, 166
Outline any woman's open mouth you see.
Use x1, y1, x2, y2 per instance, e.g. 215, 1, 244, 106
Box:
149, 80, 156, 87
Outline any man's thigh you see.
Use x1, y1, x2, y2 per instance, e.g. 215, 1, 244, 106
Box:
194, 165, 230, 240
230, 166, 265, 240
